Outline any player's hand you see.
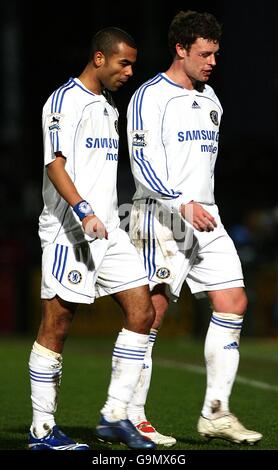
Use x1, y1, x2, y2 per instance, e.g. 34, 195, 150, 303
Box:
180, 201, 217, 232
82, 214, 108, 240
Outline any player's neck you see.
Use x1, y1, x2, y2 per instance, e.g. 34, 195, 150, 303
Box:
78, 64, 102, 95
165, 63, 195, 90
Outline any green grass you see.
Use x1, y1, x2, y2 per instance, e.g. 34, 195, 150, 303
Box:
0, 335, 277, 451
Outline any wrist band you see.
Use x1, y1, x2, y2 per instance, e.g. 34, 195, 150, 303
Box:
73, 200, 95, 221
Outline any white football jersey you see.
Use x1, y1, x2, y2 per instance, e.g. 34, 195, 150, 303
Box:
39, 78, 120, 247
127, 73, 223, 212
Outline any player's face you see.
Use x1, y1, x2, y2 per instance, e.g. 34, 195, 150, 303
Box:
183, 37, 219, 83
101, 43, 137, 91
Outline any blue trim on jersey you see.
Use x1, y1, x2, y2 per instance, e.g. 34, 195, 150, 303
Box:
51, 78, 75, 113
57, 82, 76, 113
49, 78, 96, 154
132, 74, 162, 130
195, 93, 223, 112
50, 78, 71, 113
72, 78, 96, 96
134, 149, 181, 198
131, 75, 182, 199
159, 73, 184, 88
49, 79, 76, 153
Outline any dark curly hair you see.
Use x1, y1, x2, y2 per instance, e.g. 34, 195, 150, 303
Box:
168, 10, 222, 57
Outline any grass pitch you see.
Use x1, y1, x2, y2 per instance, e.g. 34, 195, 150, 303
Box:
0, 335, 277, 453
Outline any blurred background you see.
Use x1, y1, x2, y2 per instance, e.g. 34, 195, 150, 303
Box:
0, 0, 277, 339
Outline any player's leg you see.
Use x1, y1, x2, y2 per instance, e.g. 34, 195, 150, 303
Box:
186, 206, 262, 443
201, 286, 247, 417
28, 242, 95, 450
28, 296, 89, 450
127, 199, 190, 445
198, 287, 262, 443
93, 230, 156, 448
29, 296, 75, 439
96, 284, 156, 449
127, 284, 176, 446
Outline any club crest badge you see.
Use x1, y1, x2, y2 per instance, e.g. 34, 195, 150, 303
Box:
156, 267, 171, 279
68, 270, 82, 284
210, 110, 219, 126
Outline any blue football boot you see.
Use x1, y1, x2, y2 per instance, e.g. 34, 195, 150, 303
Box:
28, 425, 90, 450
96, 415, 156, 449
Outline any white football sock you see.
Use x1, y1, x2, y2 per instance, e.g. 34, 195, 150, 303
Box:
29, 341, 62, 438
128, 329, 157, 425
201, 311, 243, 419
101, 328, 148, 422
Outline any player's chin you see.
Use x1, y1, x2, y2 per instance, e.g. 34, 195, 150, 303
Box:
111, 81, 126, 91
201, 72, 211, 81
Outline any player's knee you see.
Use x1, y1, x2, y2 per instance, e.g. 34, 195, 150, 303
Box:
141, 302, 156, 330
127, 302, 155, 333
151, 285, 169, 328
237, 290, 248, 315
227, 290, 248, 315
210, 288, 248, 315
43, 311, 73, 343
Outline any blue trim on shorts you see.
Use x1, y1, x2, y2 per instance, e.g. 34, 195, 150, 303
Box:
204, 278, 244, 287
110, 275, 148, 291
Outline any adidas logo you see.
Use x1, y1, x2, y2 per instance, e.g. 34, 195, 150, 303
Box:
192, 100, 201, 109
224, 341, 239, 350
104, 108, 109, 116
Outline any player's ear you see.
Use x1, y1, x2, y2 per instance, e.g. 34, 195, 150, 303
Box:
94, 51, 105, 67
176, 43, 186, 58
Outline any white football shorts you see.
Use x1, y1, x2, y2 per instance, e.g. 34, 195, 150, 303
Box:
129, 200, 244, 300
41, 227, 148, 304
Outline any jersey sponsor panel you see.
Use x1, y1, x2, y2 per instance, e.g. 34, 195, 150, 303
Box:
127, 72, 223, 207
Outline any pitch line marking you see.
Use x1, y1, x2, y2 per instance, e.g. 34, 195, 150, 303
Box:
156, 359, 278, 392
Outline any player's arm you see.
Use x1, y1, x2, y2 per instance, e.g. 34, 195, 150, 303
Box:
47, 153, 108, 239
47, 153, 82, 206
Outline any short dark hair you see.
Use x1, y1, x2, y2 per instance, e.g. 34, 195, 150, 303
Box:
168, 10, 222, 57
90, 27, 137, 58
